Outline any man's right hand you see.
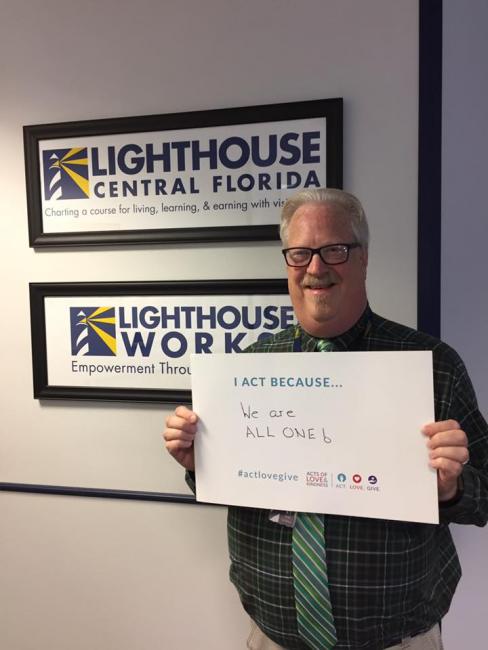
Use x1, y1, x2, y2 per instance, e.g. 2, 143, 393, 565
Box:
163, 405, 199, 471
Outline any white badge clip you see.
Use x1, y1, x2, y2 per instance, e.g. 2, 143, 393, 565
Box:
268, 510, 297, 528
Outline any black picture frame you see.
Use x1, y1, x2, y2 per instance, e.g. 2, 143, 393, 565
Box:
30, 279, 291, 403
24, 98, 342, 247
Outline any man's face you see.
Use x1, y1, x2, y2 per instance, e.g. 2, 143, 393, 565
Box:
286, 202, 368, 338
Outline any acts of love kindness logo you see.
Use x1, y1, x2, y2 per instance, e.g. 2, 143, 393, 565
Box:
306, 471, 329, 488
70, 307, 116, 356
43, 148, 89, 200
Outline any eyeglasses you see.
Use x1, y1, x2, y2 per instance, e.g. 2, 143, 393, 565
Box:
282, 243, 361, 267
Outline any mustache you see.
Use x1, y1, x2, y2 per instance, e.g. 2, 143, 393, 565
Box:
301, 273, 338, 289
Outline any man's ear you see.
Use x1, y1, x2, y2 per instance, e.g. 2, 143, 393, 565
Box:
361, 248, 368, 269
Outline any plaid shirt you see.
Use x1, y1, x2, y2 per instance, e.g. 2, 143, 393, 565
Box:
217, 307, 488, 649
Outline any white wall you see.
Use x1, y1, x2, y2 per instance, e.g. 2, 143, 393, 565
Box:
0, 0, 419, 497
441, 0, 488, 646
5, 1, 482, 649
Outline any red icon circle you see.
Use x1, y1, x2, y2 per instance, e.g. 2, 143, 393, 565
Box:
352, 474, 362, 484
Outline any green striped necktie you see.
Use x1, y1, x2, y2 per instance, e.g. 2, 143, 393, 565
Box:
315, 338, 334, 353
292, 337, 337, 649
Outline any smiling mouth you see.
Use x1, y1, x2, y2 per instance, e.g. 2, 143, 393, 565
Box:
303, 279, 337, 290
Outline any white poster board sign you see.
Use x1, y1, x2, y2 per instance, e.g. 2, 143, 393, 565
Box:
192, 351, 438, 524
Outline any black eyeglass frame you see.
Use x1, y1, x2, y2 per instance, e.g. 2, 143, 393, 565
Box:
281, 242, 362, 267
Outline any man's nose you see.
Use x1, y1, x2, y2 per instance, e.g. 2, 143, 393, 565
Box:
306, 250, 329, 274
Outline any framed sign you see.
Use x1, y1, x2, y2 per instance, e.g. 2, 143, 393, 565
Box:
24, 98, 342, 247
30, 280, 293, 403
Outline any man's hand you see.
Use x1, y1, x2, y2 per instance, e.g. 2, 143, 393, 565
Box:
422, 419, 469, 501
163, 405, 199, 471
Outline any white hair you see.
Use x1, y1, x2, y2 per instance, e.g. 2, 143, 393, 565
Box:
280, 187, 369, 250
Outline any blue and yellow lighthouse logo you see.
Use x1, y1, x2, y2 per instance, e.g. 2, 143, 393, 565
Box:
70, 307, 116, 356
43, 148, 89, 200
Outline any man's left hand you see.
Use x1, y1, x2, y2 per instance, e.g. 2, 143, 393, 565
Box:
422, 419, 469, 502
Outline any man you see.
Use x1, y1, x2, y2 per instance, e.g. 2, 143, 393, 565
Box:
163, 188, 488, 649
